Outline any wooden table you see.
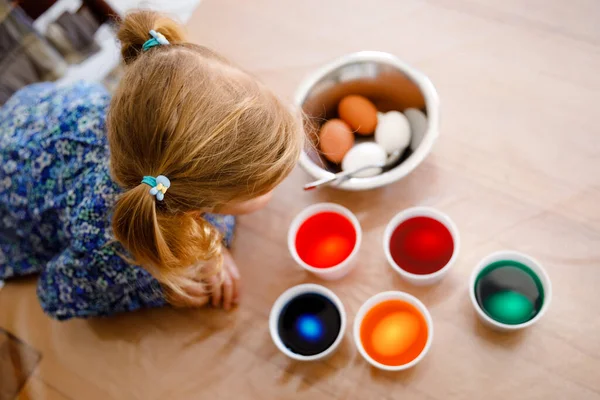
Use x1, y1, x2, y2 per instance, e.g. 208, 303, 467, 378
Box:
1, 0, 599, 399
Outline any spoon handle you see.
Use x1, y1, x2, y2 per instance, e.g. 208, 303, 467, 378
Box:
303, 175, 339, 190
303, 164, 384, 191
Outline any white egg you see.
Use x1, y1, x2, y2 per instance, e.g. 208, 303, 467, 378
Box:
341, 142, 387, 178
404, 108, 428, 151
375, 111, 411, 154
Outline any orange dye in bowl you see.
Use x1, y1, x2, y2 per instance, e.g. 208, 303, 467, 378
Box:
295, 212, 357, 268
360, 300, 429, 366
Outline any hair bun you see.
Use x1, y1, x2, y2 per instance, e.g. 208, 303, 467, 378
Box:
117, 10, 187, 64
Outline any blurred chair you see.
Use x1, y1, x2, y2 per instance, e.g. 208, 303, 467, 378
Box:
0, 0, 66, 104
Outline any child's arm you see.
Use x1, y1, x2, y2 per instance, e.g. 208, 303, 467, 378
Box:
37, 241, 240, 319
34, 189, 169, 320
36, 208, 236, 320
36, 244, 166, 320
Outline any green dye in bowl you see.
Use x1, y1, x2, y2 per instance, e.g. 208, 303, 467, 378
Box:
474, 260, 544, 325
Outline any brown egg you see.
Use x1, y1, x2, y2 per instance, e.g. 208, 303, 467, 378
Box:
319, 119, 355, 163
338, 95, 378, 135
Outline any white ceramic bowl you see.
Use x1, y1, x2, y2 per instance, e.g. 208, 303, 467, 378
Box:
269, 284, 347, 361
383, 207, 460, 286
469, 250, 552, 332
295, 51, 440, 191
353, 291, 433, 371
288, 203, 362, 280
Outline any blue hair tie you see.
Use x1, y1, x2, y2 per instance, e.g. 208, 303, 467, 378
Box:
142, 29, 170, 52
141, 175, 171, 201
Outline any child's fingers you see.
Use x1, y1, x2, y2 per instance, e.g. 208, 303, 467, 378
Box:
222, 272, 233, 310
228, 262, 240, 280
167, 289, 209, 308
210, 274, 222, 307
185, 295, 210, 308
183, 282, 207, 298
232, 279, 240, 304
231, 269, 240, 304
226, 261, 241, 304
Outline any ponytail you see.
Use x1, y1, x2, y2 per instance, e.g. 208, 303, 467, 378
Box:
112, 184, 224, 299
117, 10, 187, 64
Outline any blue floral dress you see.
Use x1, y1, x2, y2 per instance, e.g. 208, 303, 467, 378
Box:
0, 81, 235, 320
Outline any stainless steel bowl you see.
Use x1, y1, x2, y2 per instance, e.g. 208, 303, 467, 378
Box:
295, 51, 440, 191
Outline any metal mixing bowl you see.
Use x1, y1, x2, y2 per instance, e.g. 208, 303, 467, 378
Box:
295, 51, 440, 191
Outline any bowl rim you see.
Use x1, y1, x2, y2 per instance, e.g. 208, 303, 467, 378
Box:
269, 283, 347, 361
382, 206, 460, 283
353, 291, 434, 371
468, 250, 552, 330
295, 51, 440, 191
287, 202, 362, 275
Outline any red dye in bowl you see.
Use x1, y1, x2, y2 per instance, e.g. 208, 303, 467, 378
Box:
295, 212, 357, 268
389, 216, 454, 275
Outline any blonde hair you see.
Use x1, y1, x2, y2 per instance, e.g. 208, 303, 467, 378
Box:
108, 11, 303, 300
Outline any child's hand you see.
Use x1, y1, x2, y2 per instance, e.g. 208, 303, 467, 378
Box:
164, 249, 240, 310
206, 248, 241, 310
165, 279, 211, 308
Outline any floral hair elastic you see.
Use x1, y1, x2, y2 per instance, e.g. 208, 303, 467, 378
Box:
142, 29, 170, 52
141, 175, 171, 201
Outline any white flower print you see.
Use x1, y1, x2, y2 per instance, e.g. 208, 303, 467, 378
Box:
12, 105, 28, 126
84, 149, 101, 164
9, 193, 27, 207
88, 92, 105, 105
96, 277, 108, 291
3, 160, 17, 174
66, 191, 76, 206
38, 152, 52, 168
2, 215, 14, 228
32, 152, 53, 176
75, 145, 85, 163
0, 177, 12, 192
78, 116, 95, 133
3, 266, 14, 277
59, 286, 73, 304
4, 125, 16, 138
55, 140, 70, 155
26, 120, 46, 136
18, 147, 31, 159
43, 192, 55, 209
115, 272, 129, 285
75, 222, 99, 236
69, 97, 86, 109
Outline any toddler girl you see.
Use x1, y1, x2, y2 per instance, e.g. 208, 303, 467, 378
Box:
0, 11, 303, 320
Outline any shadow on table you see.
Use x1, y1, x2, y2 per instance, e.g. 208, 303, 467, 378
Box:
85, 305, 237, 345
368, 362, 419, 384
471, 311, 528, 348
276, 335, 353, 391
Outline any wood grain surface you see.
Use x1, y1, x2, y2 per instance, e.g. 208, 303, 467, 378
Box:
1, 0, 599, 399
